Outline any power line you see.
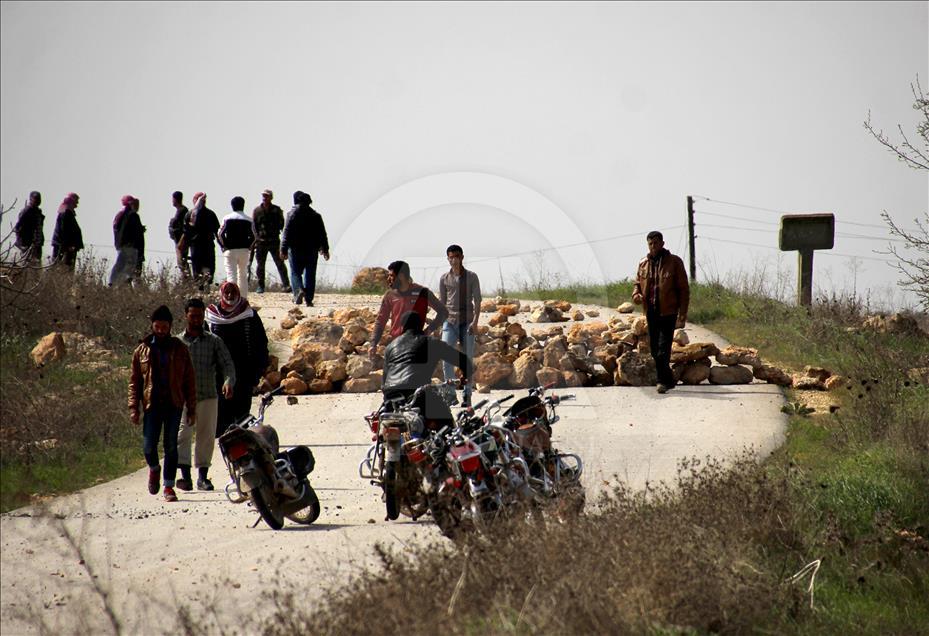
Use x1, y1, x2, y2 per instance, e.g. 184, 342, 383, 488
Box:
700, 235, 895, 263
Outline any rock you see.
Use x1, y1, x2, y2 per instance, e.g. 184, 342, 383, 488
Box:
562, 370, 585, 387
498, 304, 520, 316
592, 348, 619, 375
536, 366, 564, 388
673, 329, 689, 346
631, 316, 648, 336
266, 355, 279, 373
480, 299, 498, 313
489, 312, 509, 327
543, 336, 569, 369
308, 378, 334, 393
473, 353, 513, 388
567, 322, 609, 345
529, 306, 551, 323
586, 310, 600, 318
590, 363, 613, 386
505, 322, 527, 340
510, 355, 542, 388
616, 331, 637, 346
824, 375, 847, 391
346, 355, 375, 379
716, 346, 762, 369
351, 267, 389, 292
615, 351, 657, 386
343, 376, 381, 393
709, 365, 754, 385
617, 302, 635, 314
280, 352, 310, 376
344, 323, 369, 346
792, 374, 826, 391
292, 342, 344, 367
545, 300, 572, 312
31, 332, 66, 367
317, 360, 347, 382
281, 317, 298, 330
281, 377, 308, 395
287, 307, 305, 319
332, 308, 362, 324
678, 361, 711, 385
803, 366, 832, 382
291, 320, 344, 346
571, 310, 585, 321
753, 365, 792, 386
670, 342, 720, 364
861, 313, 924, 336
337, 337, 357, 355
531, 326, 564, 340
264, 370, 283, 389
476, 339, 505, 355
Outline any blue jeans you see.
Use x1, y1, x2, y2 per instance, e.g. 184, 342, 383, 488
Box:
142, 404, 182, 488
288, 251, 319, 303
441, 321, 474, 399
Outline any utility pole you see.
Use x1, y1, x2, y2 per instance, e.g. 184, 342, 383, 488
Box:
686, 195, 696, 281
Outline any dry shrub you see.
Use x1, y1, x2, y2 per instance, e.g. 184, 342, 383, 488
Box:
261, 454, 803, 635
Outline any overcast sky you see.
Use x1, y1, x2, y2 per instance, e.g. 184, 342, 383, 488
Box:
2, 1, 927, 308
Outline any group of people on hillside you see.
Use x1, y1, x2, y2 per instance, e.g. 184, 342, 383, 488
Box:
127, 232, 690, 504
12, 189, 331, 306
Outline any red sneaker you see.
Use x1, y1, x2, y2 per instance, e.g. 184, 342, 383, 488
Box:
148, 467, 160, 495
163, 487, 178, 502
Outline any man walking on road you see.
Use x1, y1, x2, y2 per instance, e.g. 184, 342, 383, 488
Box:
129, 305, 198, 502
179, 192, 220, 289
369, 260, 448, 359
632, 230, 690, 394
280, 191, 330, 306
176, 297, 236, 492
438, 244, 481, 406
218, 196, 257, 299
252, 189, 291, 294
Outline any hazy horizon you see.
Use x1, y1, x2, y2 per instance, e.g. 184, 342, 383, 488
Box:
2, 1, 927, 308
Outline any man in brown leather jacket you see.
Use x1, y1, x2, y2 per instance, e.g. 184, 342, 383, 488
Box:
632, 231, 690, 393
129, 305, 198, 501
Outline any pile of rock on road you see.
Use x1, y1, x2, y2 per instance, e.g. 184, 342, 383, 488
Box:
258, 296, 866, 396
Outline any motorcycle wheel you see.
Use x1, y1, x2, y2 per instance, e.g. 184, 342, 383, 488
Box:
429, 493, 464, 539
384, 462, 400, 521
251, 485, 285, 530
285, 485, 321, 525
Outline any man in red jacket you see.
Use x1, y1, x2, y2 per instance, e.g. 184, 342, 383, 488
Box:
632, 231, 690, 394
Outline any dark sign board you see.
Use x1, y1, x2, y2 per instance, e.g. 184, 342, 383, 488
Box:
779, 213, 835, 251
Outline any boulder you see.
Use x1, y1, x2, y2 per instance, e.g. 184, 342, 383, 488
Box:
673, 329, 689, 346
505, 322, 527, 340
346, 355, 375, 379
343, 376, 381, 393
531, 326, 564, 340
317, 360, 348, 383
824, 375, 847, 391
480, 299, 498, 313
476, 339, 504, 355
803, 366, 832, 382
716, 346, 763, 369
535, 366, 564, 388
489, 312, 509, 327
344, 323, 370, 346
617, 302, 635, 314
351, 267, 389, 292
709, 365, 754, 385
861, 313, 923, 336
31, 332, 66, 367
545, 300, 573, 313
615, 351, 657, 387
586, 310, 600, 318
264, 370, 283, 389
792, 374, 826, 391
753, 365, 792, 386
473, 353, 513, 388
337, 337, 357, 355
670, 342, 720, 364
266, 355, 279, 373
498, 304, 520, 316
590, 363, 614, 386
592, 348, 619, 375
543, 336, 569, 369
631, 316, 648, 336
308, 378, 334, 393
510, 355, 542, 388
291, 319, 344, 346
567, 321, 609, 345
571, 310, 585, 321
287, 307, 305, 319
562, 370, 585, 387
281, 377, 308, 395
281, 317, 298, 330
292, 342, 344, 367
677, 361, 711, 385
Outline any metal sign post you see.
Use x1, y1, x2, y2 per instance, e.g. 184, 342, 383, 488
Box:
778, 214, 835, 307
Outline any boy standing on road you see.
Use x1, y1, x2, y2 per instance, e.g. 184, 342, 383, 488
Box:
129, 305, 198, 502
438, 244, 481, 406
632, 230, 690, 394
176, 298, 236, 492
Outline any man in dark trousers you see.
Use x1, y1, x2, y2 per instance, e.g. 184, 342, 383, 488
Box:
252, 189, 290, 294
178, 191, 220, 289
632, 230, 690, 393
169, 191, 191, 279
109, 195, 145, 286
51, 192, 83, 271
280, 191, 330, 306
14, 191, 45, 265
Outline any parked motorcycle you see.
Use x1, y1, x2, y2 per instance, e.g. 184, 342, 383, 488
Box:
219, 385, 321, 529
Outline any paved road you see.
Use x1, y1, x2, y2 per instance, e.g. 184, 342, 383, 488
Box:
0, 293, 787, 635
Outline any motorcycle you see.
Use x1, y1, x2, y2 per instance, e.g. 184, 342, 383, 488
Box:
359, 382, 453, 521
218, 385, 321, 530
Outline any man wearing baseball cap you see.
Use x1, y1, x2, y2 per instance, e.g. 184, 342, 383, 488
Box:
251, 189, 290, 294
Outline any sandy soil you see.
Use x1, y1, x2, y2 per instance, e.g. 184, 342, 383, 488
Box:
0, 292, 788, 635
